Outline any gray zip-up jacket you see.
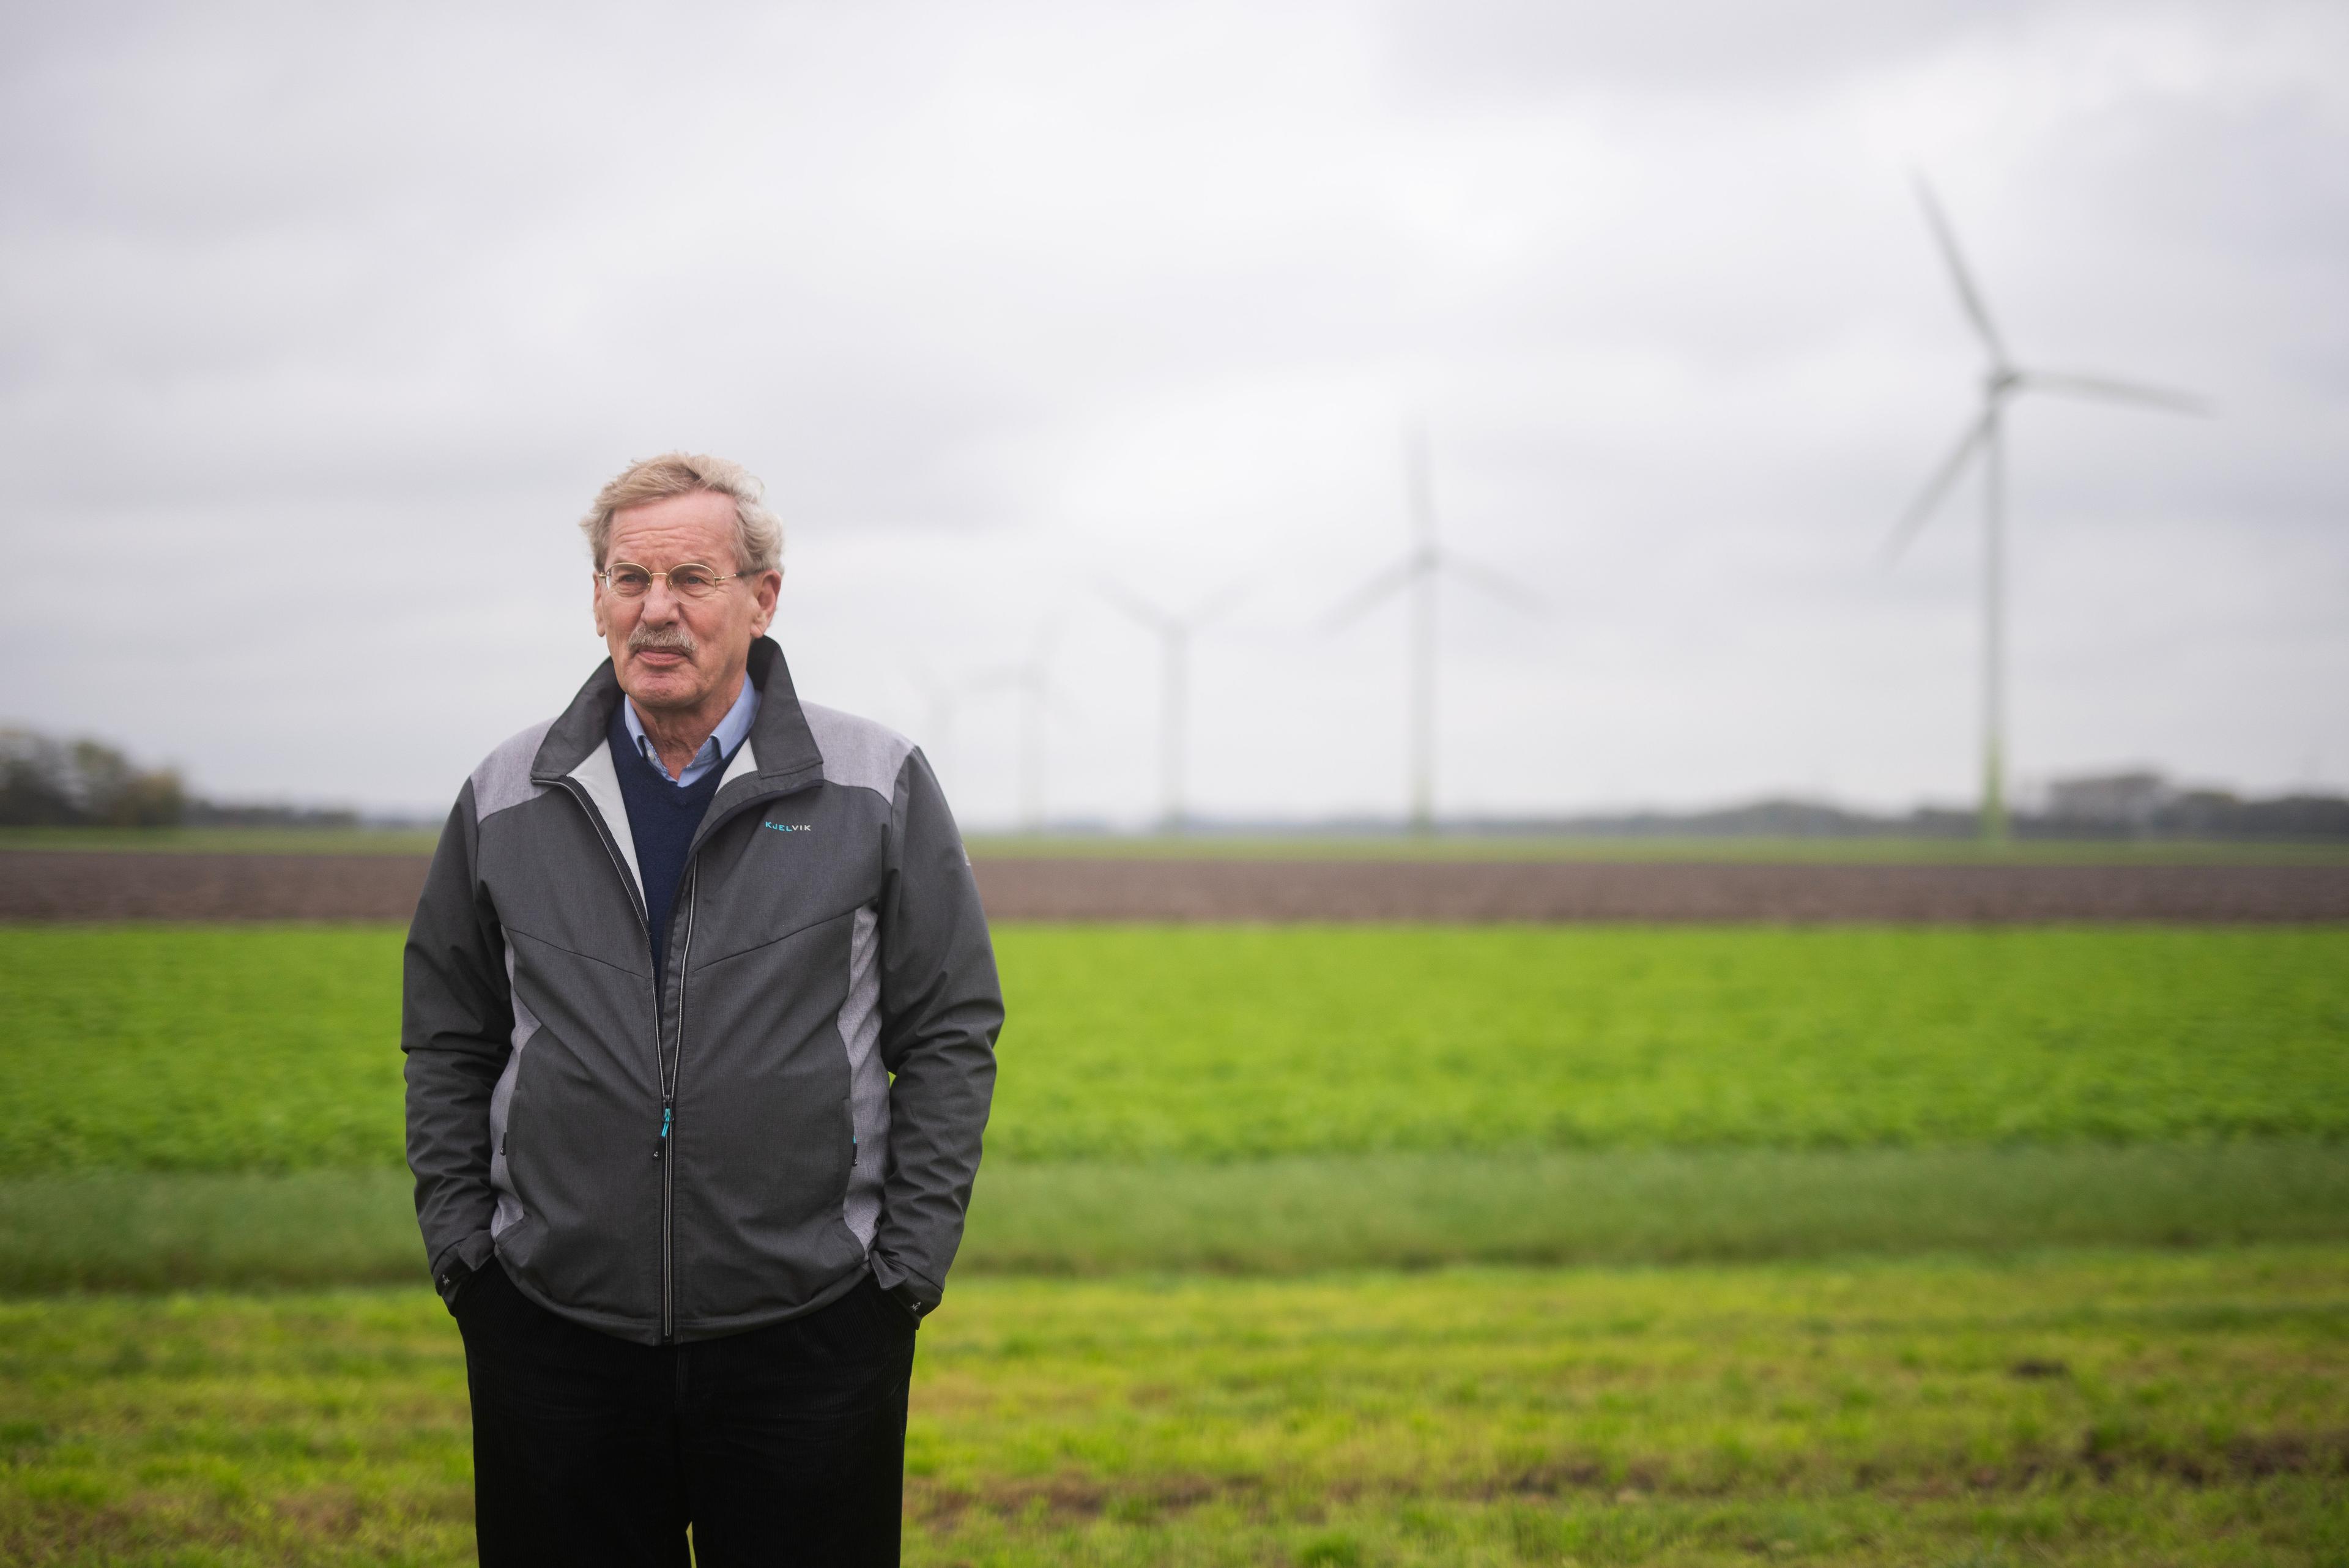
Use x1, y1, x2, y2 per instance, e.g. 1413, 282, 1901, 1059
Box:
403, 638, 1001, 1344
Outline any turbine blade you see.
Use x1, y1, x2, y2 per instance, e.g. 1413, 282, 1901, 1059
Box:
1884, 411, 1991, 563
1036, 680, 1087, 727
1323, 558, 1419, 631
1441, 552, 1546, 614
1912, 175, 2008, 364
910, 658, 980, 703
1095, 578, 1172, 630
1184, 579, 1249, 629
2021, 371, 2210, 415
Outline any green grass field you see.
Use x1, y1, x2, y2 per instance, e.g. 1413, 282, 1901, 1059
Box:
8, 1143, 2349, 1293
4, 1250, 2345, 1566
5, 918, 2347, 1562
9, 825, 2348, 863
6, 924, 2346, 1173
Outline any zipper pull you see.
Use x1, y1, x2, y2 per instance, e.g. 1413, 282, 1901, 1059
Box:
653, 1099, 672, 1161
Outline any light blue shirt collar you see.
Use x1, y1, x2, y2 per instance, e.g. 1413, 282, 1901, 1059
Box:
622, 677, 760, 788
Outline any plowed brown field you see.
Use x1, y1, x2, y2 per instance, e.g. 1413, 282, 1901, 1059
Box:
4, 850, 2345, 922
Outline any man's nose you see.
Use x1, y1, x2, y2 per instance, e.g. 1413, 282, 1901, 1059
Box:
639, 579, 683, 620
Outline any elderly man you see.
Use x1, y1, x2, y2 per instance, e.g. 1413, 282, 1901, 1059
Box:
403, 453, 1001, 1567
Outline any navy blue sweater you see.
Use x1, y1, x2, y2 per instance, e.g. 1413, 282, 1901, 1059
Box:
608, 702, 731, 985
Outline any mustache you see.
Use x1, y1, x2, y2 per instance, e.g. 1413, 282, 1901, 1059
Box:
627, 625, 698, 658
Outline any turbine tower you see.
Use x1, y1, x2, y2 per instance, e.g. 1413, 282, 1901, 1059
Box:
1099, 579, 1241, 834
972, 620, 1072, 834
1888, 176, 2206, 843
1328, 420, 1542, 835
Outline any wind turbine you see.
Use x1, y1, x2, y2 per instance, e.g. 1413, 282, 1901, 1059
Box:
1888, 176, 2208, 843
904, 661, 965, 785
1327, 421, 1543, 835
1098, 579, 1241, 834
971, 620, 1075, 834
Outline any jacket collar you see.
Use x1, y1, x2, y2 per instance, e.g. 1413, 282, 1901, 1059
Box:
530, 636, 825, 795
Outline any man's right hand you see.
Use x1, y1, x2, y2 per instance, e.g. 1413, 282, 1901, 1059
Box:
439, 1261, 478, 1315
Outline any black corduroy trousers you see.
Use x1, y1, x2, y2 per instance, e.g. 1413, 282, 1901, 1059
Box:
455, 1261, 916, 1567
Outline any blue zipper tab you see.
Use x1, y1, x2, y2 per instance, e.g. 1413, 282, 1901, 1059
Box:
653, 1102, 672, 1160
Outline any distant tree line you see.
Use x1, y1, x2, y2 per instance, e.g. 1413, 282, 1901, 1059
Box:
1, 729, 187, 827
1454, 790, 2349, 842
7, 723, 2340, 840
0, 728, 358, 830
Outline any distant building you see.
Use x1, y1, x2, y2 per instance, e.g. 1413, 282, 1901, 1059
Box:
2045, 771, 2176, 830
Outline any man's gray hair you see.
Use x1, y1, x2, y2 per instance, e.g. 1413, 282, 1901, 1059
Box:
579, 453, 784, 575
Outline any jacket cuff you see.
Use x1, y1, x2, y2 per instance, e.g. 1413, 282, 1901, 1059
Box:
884, 1279, 930, 1326
430, 1232, 495, 1307
869, 1252, 943, 1313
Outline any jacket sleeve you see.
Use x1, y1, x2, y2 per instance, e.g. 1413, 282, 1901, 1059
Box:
401, 783, 514, 1302
869, 746, 1003, 1311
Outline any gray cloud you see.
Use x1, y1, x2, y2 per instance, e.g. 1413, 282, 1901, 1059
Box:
1, 0, 2343, 823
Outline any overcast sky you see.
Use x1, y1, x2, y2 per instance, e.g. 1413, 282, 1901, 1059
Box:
4, 0, 2344, 827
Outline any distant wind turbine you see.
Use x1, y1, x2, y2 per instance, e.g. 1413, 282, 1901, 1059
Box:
971, 620, 1077, 834
904, 661, 965, 784
1099, 579, 1241, 834
1888, 176, 2208, 843
1327, 421, 1543, 835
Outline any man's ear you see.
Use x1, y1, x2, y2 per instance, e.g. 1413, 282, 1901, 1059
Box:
750, 569, 782, 637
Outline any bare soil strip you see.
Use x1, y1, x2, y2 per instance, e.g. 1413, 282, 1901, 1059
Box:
0, 852, 431, 921
4, 849, 2346, 921
973, 857, 2349, 921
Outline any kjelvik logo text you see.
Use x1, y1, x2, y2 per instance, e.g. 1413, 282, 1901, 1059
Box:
762, 821, 815, 833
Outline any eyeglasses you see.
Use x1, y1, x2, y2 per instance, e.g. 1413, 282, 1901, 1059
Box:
599, 562, 738, 600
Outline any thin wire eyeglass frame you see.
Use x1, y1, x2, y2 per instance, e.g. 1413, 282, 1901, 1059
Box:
598, 562, 741, 600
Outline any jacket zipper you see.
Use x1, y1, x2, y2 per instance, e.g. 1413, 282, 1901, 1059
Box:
658, 863, 700, 1341
653, 787, 807, 1339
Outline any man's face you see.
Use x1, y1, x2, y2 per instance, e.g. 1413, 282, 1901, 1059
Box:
592, 489, 783, 715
